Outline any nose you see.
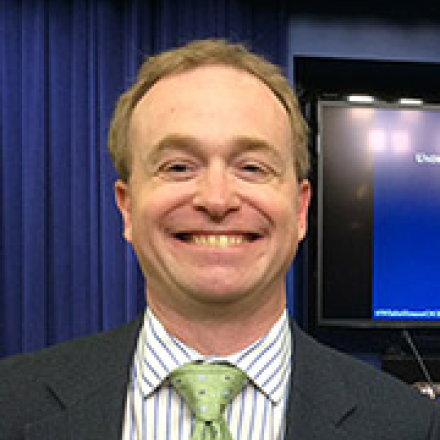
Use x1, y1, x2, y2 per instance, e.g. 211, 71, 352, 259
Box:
192, 161, 240, 220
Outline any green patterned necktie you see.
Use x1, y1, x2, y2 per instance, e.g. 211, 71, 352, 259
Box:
169, 363, 247, 440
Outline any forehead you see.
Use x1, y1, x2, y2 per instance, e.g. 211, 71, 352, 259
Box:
129, 65, 292, 155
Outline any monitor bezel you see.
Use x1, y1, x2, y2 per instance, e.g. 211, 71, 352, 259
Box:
311, 99, 440, 331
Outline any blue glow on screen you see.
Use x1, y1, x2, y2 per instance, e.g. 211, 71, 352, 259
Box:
372, 108, 440, 320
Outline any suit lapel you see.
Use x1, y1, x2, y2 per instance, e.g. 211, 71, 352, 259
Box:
25, 373, 127, 440
24, 315, 143, 440
285, 386, 355, 440
285, 323, 357, 440
66, 372, 129, 440
24, 412, 68, 440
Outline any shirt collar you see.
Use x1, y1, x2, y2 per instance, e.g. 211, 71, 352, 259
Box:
133, 308, 291, 404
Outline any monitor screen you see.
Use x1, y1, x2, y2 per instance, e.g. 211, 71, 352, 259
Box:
316, 100, 440, 328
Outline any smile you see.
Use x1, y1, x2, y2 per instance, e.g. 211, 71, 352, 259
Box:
174, 233, 260, 247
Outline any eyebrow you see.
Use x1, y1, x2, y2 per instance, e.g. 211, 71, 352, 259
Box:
232, 136, 285, 165
145, 134, 286, 166
146, 135, 201, 164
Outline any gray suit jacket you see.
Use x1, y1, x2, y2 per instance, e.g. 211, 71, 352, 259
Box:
1, 315, 439, 439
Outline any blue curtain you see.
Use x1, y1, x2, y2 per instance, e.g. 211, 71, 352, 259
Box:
0, 0, 291, 357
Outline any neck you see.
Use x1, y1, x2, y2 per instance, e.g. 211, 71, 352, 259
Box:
146, 287, 286, 356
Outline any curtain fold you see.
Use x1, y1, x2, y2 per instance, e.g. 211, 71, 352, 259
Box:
0, 0, 291, 357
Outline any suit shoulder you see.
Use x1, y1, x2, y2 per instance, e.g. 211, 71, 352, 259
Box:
292, 325, 440, 437
0, 316, 142, 379
0, 316, 142, 403
294, 326, 425, 399
0, 317, 142, 438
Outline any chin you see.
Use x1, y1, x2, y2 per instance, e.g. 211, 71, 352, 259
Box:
186, 284, 252, 305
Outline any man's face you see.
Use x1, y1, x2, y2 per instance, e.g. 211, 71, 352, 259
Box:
115, 65, 310, 315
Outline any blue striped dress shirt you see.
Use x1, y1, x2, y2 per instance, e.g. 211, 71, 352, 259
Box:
121, 308, 291, 440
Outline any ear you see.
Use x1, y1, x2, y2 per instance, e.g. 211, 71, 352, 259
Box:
296, 180, 311, 242
114, 179, 133, 243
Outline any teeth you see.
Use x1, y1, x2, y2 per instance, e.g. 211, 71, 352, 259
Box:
189, 235, 245, 247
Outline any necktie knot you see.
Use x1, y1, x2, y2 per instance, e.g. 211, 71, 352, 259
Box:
170, 363, 247, 438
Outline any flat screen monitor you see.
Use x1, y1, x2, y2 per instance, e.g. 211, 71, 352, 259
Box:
314, 100, 440, 329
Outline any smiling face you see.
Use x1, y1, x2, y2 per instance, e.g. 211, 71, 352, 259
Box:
115, 65, 310, 321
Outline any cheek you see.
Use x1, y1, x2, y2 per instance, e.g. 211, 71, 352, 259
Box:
129, 191, 161, 240
252, 189, 297, 227
130, 186, 190, 235
280, 209, 300, 246
268, 197, 301, 247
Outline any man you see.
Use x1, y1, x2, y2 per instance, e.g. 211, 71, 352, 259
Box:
1, 39, 439, 440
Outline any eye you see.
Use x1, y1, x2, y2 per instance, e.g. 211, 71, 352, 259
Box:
166, 163, 191, 173
242, 163, 263, 173
236, 161, 273, 182
158, 160, 198, 181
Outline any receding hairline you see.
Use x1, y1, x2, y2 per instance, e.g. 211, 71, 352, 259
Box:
128, 63, 293, 147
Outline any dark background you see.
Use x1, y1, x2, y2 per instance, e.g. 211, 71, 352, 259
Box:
1, 1, 439, 373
